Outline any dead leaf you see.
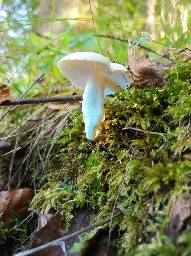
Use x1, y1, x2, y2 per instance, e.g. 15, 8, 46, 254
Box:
47, 102, 80, 112
30, 215, 66, 256
0, 84, 11, 102
37, 214, 53, 231
47, 104, 67, 110
0, 188, 35, 226
165, 195, 191, 242
30, 212, 90, 256
128, 49, 165, 88
79, 228, 118, 256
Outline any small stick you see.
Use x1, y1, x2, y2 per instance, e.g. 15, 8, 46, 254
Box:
123, 127, 167, 152
22, 74, 45, 98
0, 95, 82, 106
14, 213, 121, 256
123, 126, 166, 137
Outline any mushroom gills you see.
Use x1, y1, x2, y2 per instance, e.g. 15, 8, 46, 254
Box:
104, 72, 131, 95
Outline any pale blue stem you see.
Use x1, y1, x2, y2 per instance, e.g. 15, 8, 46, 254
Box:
82, 73, 105, 140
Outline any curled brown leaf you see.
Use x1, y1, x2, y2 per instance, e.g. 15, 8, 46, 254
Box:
0, 84, 11, 103
0, 188, 34, 226
128, 49, 165, 88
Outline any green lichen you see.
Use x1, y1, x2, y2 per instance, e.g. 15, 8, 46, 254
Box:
31, 61, 191, 255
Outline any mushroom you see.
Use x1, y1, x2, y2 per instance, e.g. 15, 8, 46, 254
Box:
57, 52, 131, 140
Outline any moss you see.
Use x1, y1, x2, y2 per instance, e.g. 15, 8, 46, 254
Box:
0, 218, 29, 255
30, 61, 191, 255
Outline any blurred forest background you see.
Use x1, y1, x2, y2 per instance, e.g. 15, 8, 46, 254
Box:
0, 0, 190, 98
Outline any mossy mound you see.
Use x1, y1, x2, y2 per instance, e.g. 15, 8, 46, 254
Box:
30, 61, 191, 255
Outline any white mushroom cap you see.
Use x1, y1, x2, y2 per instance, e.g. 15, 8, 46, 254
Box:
57, 52, 131, 140
57, 52, 131, 92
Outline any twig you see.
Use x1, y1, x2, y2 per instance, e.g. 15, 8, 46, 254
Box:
123, 126, 166, 137
22, 74, 45, 98
0, 95, 83, 106
14, 213, 121, 256
1, 147, 21, 157
16, 213, 33, 228
59, 241, 67, 255
123, 127, 167, 151
94, 34, 173, 62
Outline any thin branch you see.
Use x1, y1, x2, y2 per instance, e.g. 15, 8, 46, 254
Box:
123, 127, 167, 151
94, 34, 173, 62
22, 74, 45, 98
16, 213, 33, 228
1, 147, 21, 157
0, 95, 82, 106
14, 213, 121, 256
123, 126, 166, 137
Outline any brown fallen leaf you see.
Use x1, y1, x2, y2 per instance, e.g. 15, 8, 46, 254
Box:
128, 49, 165, 88
79, 228, 118, 256
0, 188, 35, 226
47, 102, 80, 111
30, 212, 90, 256
0, 84, 11, 102
165, 194, 191, 242
30, 215, 66, 256
37, 214, 53, 231
47, 104, 68, 110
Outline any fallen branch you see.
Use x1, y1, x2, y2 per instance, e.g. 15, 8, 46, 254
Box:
0, 95, 82, 106
95, 34, 173, 62
14, 213, 121, 256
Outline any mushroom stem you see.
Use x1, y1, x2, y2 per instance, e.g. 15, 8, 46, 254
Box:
82, 73, 105, 140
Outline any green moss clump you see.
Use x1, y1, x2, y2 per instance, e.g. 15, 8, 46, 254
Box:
31, 61, 191, 255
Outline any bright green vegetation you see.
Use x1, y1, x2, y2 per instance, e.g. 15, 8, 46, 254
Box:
1, 1, 191, 255
30, 61, 191, 255
1, 0, 190, 98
